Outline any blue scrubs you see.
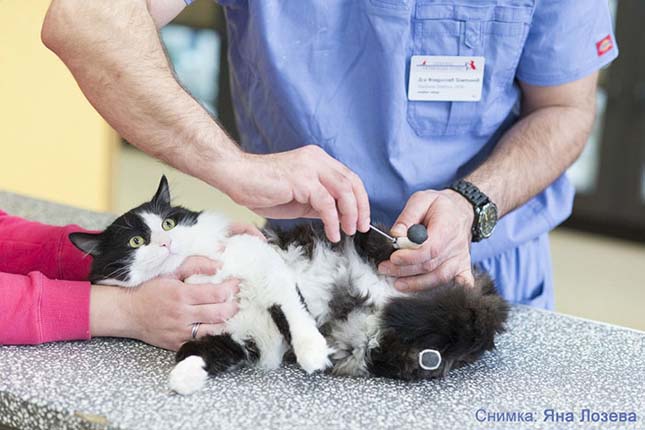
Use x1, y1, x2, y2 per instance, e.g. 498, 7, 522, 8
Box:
187, 0, 618, 308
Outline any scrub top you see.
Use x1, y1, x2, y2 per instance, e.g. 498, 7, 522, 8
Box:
185, 0, 618, 308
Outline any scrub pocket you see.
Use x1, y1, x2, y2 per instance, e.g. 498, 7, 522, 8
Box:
407, 2, 533, 136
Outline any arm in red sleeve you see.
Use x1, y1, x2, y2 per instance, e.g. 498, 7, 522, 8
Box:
0, 272, 91, 344
0, 210, 94, 280
0, 210, 95, 344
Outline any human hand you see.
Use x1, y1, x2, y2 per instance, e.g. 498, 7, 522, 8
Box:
221, 145, 370, 242
228, 222, 266, 241
113, 257, 239, 351
377, 190, 475, 291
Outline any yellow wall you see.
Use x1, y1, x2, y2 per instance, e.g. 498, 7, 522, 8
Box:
0, 1, 116, 212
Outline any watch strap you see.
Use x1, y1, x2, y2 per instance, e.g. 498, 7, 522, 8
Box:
449, 180, 492, 242
449, 180, 490, 208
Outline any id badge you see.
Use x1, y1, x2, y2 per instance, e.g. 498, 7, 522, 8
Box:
408, 55, 485, 102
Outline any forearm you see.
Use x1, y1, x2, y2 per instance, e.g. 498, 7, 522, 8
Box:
0, 273, 90, 344
42, 0, 241, 190
465, 96, 595, 217
89, 285, 132, 338
146, 0, 188, 28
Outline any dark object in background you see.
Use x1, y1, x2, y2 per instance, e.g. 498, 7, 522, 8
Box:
566, 0, 645, 242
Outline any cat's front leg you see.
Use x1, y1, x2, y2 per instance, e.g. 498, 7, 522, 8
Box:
269, 291, 333, 374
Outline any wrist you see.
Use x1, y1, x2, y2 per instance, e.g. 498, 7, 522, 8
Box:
182, 120, 245, 192
201, 139, 249, 195
89, 285, 133, 339
443, 189, 476, 235
448, 180, 499, 242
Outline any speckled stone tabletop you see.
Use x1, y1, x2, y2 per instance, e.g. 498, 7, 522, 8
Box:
1, 191, 644, 430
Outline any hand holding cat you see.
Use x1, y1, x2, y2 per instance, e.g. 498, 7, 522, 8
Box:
220, 145, 370, 243
106, 257, 239, 351
377, 189, 475, 291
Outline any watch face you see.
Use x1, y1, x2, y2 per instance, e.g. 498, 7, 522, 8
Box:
478, 203, 498, 238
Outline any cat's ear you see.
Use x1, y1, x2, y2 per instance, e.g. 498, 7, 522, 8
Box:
152, 175, 171, 206
69, 232, 103, 256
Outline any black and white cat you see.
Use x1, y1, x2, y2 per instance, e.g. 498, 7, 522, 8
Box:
70, 176, 509, 395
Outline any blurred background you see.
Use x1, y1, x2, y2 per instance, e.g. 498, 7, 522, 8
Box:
1, 1, 643, 330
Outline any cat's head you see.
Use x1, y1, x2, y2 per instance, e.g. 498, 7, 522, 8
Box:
69, 175, 227, 287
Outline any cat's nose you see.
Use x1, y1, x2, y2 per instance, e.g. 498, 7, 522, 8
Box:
151, 231, 173, 250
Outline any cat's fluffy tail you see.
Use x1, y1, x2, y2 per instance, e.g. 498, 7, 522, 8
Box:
368, 273, 509, 380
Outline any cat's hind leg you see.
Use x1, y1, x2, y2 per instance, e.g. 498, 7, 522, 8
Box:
169, 334, 255, 395
269, 292, 333, 374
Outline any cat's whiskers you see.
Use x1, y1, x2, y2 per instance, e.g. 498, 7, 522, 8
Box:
102, 264, 134, 281
101, 255, 139, 278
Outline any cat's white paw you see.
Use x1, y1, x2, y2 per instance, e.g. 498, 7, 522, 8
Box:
293, 332, 333, 374
169, 356, 208, 395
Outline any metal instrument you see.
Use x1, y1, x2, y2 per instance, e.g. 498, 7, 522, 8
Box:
369, 223, 428, 249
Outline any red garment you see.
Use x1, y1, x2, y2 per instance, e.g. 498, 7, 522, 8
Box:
0, 210, 93, 344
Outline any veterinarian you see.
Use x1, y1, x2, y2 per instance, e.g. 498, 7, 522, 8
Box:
42, 0, 617, 309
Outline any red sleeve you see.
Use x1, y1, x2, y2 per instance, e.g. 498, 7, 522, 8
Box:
0, 272, 91, 344
0, 210, 93, 280
0, 210, 94, 344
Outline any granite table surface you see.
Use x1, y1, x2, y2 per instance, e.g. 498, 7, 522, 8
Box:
0, 191, 644, 430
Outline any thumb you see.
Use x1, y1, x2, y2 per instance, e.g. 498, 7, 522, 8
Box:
455, 268, 475, 288
172, 256, 222, 281
391, 192, 435, 237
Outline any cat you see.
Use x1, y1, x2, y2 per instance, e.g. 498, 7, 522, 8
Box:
69, 176, 509, 395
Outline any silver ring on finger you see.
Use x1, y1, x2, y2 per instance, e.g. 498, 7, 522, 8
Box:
191, 322, 201, 340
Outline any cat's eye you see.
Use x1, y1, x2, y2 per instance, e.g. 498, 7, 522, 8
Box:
129, 236, 145, 248
162, 218, 176, 231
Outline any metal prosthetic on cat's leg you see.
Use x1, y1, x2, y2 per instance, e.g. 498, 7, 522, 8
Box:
367, 274, 509, 380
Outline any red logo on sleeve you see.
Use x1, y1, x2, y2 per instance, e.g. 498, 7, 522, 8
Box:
596, 35, 614, 57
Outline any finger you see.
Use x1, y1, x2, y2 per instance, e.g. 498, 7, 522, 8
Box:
192, 301, 239, 324
187, 279, 241, 304
173, 256, 222, 281
191, 323, 227, 340
228, 222, 267, 241
378, 259, 441, 278
310, 183, 341, 242
390, 236, 439, 266
328, 163, 369, 231
391, 192, 436, 237
254, 201, 317, 219
455, 268, 475, 288
350, 172, 371, 233
394, 258, 463, 292
321, 172, 358, 236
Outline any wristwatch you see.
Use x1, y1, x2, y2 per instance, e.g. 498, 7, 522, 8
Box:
449, 180, 498, 242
